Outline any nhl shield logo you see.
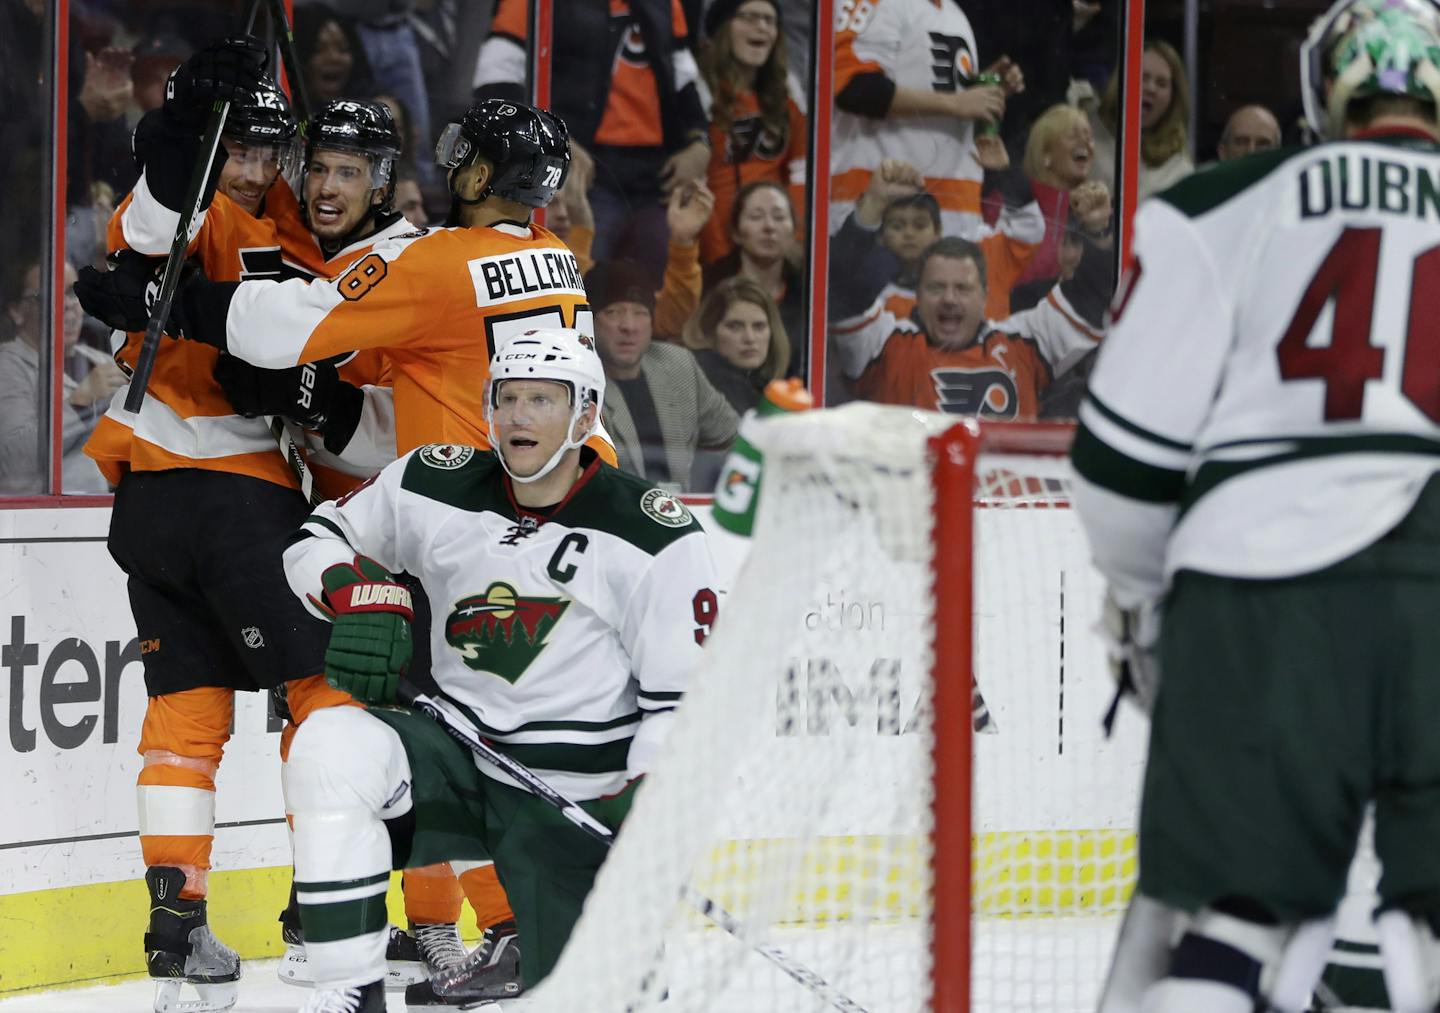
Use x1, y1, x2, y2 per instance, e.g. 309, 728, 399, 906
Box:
242, 626, 265, 649
445, 581, 570, 684
641, 488, 692, 527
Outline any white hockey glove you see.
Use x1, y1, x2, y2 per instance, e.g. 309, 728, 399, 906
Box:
1099, 590, 1162, 728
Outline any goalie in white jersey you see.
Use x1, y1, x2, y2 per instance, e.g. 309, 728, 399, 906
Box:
1073, 2, 1440, 1010
279, 329, 718, 1012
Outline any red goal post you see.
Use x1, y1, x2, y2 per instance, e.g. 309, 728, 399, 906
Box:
931, 421, 1079, 1012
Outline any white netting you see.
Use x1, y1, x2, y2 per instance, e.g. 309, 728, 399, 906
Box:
530, 405, 1147, 1012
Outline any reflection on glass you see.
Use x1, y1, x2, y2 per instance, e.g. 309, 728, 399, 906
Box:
825, 0, 1121, 420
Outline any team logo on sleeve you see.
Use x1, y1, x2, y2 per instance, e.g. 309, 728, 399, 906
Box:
931, 368, 1020, 419
445, 581, 570, 684
641, 488, 693, 527
419, 444, 475, 469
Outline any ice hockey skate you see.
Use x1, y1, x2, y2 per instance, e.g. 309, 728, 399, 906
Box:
297, 979, 386, 1012
144, 866, 241, 1013
411, 920, 469, 973
277, 883, 428, 989
404, 920, 521, 1008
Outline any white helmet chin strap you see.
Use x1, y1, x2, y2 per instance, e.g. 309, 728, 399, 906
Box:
493, 393, 597, 486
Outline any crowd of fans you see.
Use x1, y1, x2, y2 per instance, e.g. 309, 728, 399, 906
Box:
2, 0, 1297, 497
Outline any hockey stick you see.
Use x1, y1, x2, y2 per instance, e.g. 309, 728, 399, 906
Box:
396, 683, 873, 1013
123, 0, 264, 413
258, 0, 322, 504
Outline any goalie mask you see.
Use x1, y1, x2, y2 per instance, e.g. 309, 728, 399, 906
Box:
485, 328, 606, 485
1302, 0, 1440, 139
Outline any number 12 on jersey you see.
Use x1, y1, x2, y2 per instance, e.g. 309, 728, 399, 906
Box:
1276, 226, 1440, 422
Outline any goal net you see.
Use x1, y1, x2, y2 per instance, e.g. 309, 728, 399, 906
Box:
530, 404, 1148, 1012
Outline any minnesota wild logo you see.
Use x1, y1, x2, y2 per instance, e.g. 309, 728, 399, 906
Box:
445, 581, 570, 684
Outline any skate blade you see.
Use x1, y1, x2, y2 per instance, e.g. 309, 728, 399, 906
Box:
153, 978, 238, 1013
278, 942, 425, 990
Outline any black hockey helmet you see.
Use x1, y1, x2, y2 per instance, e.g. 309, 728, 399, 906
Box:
306, 99, 403, 209
224, 79, 298, 146
435, 99, 569, 208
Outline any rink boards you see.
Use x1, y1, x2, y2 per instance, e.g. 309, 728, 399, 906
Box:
0, 503, 1143, 994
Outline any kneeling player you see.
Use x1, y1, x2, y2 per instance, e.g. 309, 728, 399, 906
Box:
280, 329, 718, 1011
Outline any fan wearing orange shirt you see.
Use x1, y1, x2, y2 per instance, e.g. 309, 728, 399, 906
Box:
474, 0, 711, 275
830, 236, 1054, 418
695, 0, 807, 265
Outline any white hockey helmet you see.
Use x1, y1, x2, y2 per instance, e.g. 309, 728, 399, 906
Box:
485, 327, 606, 484
1301, 0, 1440, 139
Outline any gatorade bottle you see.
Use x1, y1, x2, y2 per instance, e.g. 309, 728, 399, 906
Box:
710, 378, 814, 537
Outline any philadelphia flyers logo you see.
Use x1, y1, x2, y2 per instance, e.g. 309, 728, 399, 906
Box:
614, 22, 649, 68
931, 367, 1020, 419
727, 114, 788, 164
928, 33, 975, 92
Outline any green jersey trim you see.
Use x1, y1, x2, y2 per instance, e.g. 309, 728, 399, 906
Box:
1180, 433, 1440, 515
1070, 421, 1187, 504
304, 514, 348, 540
1157, 146, 1301, 218
439, 691, 641, 738
557, 464, 705, 556
400, 449, 512, 515
1087, 393, 1193, 452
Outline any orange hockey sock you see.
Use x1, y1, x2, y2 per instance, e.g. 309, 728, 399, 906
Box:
403, 863, 464, 925
456, 862, 515, 931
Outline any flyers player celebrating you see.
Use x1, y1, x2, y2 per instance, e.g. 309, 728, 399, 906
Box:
78, 39, 351, 1013
278, 329, 716, 1012
205, 96, 501, 995
79, 98, 612, 463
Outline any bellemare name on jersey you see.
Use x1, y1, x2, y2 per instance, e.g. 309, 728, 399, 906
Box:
469, 247, 586, 307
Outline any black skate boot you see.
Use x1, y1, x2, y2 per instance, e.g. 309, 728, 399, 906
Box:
404, 919, 521, 1008
278, 878, 426, 990
145, 866, 241, 1013
297, 979, 386, 1012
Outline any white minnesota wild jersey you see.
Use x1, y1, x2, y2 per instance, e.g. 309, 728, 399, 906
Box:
1073, 131, 1440, 598
284, 445, 719, 800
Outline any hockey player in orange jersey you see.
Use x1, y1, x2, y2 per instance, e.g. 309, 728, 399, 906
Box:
209, 97, 523, 1002
78, 38, 339, 1013
80, 99, 613, 467
77, 96, 610, 1007
79, 43, 456, 1008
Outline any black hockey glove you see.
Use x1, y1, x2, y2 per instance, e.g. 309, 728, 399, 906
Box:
164, 36, 269, 129
74, 250, 199, 339
213, 355, 365, 451
132, 107, 228, 213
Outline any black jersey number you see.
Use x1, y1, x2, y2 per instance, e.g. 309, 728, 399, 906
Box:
1276, 226, 1440, 422
483, 303, 596, 360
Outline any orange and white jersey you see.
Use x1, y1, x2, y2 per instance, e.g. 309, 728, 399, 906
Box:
839, 317, 1050, 420
698, 82, 808, 264
831, 0, 983, 237
89, 178, 334, 489
217, 221, 604, 458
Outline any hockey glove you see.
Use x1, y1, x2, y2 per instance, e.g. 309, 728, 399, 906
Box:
1099, 590, 1162, 727
320, 556, 413, 705
164, 36, 269, 129
214, 356, 364, 450
74, 250, 199, 339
